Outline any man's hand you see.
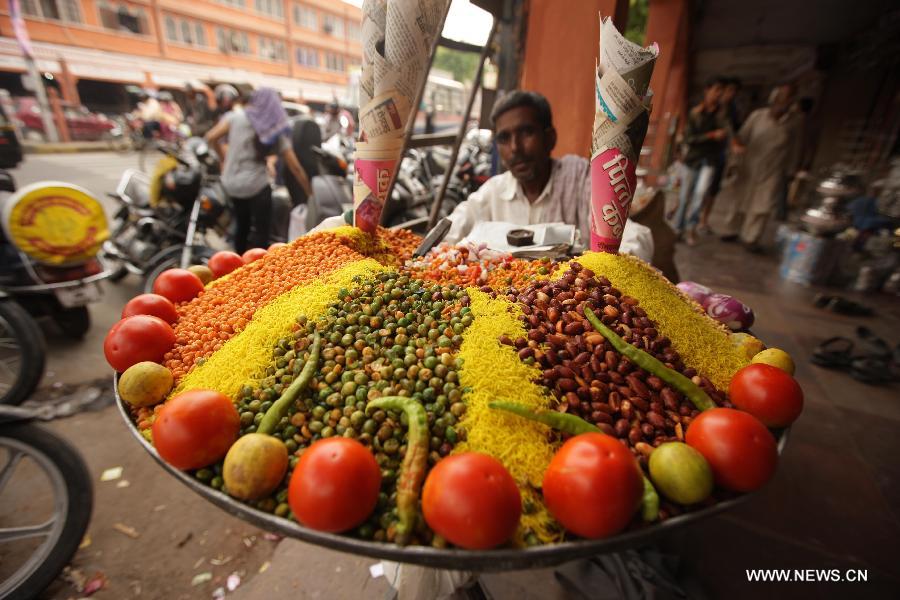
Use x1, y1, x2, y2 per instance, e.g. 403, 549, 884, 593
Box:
707, 129, 727, 141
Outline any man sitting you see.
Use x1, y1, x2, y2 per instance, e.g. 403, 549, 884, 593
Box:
444, 90, 650, 259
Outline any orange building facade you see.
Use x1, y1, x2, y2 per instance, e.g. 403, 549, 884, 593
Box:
0, 0, 362, 105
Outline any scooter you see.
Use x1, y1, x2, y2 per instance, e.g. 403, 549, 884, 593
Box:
102, 140, 230, 293
0, 403, 93, 599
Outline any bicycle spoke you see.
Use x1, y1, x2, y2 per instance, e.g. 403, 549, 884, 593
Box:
0, 449, 24, 496
0, 519, 55, 543
0, 337, 20, 351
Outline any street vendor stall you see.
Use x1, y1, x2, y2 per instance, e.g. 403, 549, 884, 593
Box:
108, 4, 803, 596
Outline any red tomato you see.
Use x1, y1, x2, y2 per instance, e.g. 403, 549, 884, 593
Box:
268, 242, 287, 251
686, 408, 777, 492
422, 453, 521, 549
104, 315, 176, 372
288, 438, 380, 533
241, 248, 268, 263
542, 433, 643, 539
208, 251, 245, 277
152, 390, 240, 470
730, 364, 803, 427
152, 269, 204, 304
121, 293, 178, 324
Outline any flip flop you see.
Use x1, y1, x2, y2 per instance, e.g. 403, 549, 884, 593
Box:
855, 326, 891, 359
849, 356, 895, 385
810, 337, 855, 369
812, 294, 873, 316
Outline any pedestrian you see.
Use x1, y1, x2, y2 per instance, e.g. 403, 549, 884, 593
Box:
157, 91, 183, 135
719, 83, 800, 252
671, 77, 728, 246
184, 82, 215, 138
698, 77, 742, 233
205, 87, 312, 254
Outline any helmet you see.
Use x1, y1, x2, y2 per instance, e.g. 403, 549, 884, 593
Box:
214, 84, 239, 104
158, 91, 174, 102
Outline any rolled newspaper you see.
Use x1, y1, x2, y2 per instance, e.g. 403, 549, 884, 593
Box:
590, 17, 658, 252
355, 0, 448, 233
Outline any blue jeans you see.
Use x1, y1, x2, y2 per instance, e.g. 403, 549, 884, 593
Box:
673, 161, 715, 233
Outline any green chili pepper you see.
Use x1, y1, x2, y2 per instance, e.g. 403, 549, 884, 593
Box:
258, 333, 321, 435
641, 475, 660, 522
583, 307, 715, 412
488, 401, 659, 522
488, 401, 598, 435
366, 395, 428, 544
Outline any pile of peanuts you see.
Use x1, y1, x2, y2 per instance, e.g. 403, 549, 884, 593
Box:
165, 233, 365, 379
494, 262, 728, 470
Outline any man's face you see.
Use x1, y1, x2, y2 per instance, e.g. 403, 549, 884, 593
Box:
770, 86, 795, 118
494, 106, 555, 184
721, 84, 738, 104
703, 83, 723, 106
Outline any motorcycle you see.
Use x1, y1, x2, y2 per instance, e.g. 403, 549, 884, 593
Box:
0, 403, 93, 599
102, 139, 230, 293
0, 173, 113, 405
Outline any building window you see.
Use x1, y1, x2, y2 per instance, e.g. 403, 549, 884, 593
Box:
323, 52, 344, 73
163, 13, 207, 47
216, 27, 251, 55
20, 0, 82, 23
347, 21, 361, 43
215, 0, 247, 8
259, 36, 287, 62
321, 13, 343, 37
255, 0, 283, 19
164, 15, 177, 41
195, 23, 207, 46
98, 2, 150, 35
295, 46, 319, 68
292, 3, 316, 29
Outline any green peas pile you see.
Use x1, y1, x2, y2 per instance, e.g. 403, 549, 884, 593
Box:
197, 272, 475, 545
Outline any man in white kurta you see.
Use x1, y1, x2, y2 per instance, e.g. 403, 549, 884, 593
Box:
719, 84, 800, 249
445, 91, 652, 261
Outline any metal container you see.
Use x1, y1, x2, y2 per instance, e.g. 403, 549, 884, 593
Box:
800, 169, 864, 236
116, 376, 789, 571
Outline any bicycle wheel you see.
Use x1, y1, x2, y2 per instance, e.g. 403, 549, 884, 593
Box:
0, 422, 93, 600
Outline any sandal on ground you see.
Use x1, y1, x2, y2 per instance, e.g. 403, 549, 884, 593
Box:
812, 294, 873, 316
810, 337, 855, 369
855, 326, 891, 359
849, 356, 895, 385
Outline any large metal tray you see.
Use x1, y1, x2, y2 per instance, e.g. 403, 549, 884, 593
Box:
116, 375, 789, 571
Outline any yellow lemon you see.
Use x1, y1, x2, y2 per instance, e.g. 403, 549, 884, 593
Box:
118, 362, 173, 407
752, 348, 795, 375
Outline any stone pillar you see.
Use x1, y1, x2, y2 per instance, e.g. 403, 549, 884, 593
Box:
47, 87, 70, 142
57, 57, 81, 105
520, 0, 628, 157
643, 0, 690, 176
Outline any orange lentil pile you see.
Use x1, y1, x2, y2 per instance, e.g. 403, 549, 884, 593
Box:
406, 243, 553, 290
164, 232, 366, 380
378, 226, 421, 262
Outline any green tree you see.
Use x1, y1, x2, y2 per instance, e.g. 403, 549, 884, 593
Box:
433, 47, 479, 83
625, 0, 649, 46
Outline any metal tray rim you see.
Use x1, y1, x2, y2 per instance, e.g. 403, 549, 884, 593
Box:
116, 373, 790, 571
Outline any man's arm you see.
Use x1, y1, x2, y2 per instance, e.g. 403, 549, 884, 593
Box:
204, 117, 230, 166
444, 184, 495, 244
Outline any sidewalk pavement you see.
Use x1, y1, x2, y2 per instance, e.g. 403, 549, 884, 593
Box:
23, 140, 123, 154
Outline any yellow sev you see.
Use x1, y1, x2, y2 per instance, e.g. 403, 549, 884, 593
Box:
174, 259, 389, 400
564, 252, 749, 390
453, 289, 560, 544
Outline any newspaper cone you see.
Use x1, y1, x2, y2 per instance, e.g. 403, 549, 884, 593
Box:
355, 0, 447, 232
590, 17, 658, 252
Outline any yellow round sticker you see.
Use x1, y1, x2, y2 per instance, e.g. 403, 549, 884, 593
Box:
2, 181, 109, 265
